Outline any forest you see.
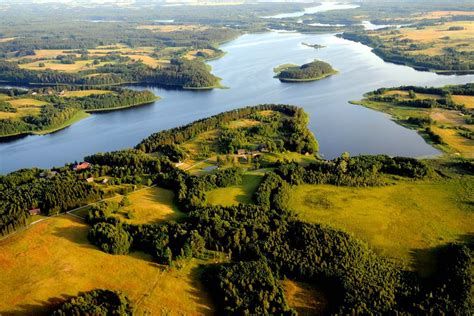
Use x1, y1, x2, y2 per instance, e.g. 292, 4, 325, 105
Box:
0, 105, 471, 314
0, 58, 220, 89
274, 60, 336, 82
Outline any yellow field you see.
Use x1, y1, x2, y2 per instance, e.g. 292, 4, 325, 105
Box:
19, 60, 112, 73
0, 106, 40, 120
0, 98, 47, 120
62, 89, 113, 98
288, 179, 474, 270
125, 54, 166, 68
8, 98, 48, 107
416, 10, 474, 20
226, 118, 261, 129
452, 95, 474, 109
32, 49, 78, 59
383, 90, 440, 100
431, 126, 474, 158
377, 21, 474, 57
400, 21, 474, 43
282, 280, 328, 315
137, 24, 208, 33
108, 186, 184, 225
0, 215, 214, 315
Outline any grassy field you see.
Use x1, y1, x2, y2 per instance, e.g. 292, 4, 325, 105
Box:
452, 95, 474, 109
109, 186, 185, 225
19, 60, 113, 73
0, 98, 47, 120
372, 21, 474, 69
282, 280, 328, 316
0, 215, 215, 315
263, 151, 318, 166
287, 178, 474, 271
206, 170, 265, 206
225, 118, 260, 129
62, 89, 113, 98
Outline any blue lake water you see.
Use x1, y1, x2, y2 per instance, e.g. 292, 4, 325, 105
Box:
1, 31, 473, 174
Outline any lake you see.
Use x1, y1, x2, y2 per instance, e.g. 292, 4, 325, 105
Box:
1, 31, 473, 174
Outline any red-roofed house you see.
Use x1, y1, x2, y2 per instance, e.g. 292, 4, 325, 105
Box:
73, 162, 91, 171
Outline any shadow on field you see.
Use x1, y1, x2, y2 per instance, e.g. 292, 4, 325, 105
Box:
186, 264, 215, 315
1, 294, 74, 315
409, 233, 473, 278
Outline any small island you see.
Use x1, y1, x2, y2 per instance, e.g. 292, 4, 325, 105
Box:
274, 60, 337, 82
302, 42, 325, 49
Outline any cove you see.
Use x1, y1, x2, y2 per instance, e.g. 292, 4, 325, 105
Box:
1, 31, 473, 174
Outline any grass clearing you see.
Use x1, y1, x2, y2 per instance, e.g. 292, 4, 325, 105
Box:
0, 215, 215, 315
226, 118, 261, 129
288, 179, 474, 271
430, 126, 474, 158
110, 186, 184, 225
263, 151, 318, 166
8, 98, 48, 107
62, 89, 113, 98
19, 60, 113, 73
206, 170, 265, 206
282, 280, 328, 316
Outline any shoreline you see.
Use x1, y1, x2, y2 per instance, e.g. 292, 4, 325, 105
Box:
0, 97, 160, 140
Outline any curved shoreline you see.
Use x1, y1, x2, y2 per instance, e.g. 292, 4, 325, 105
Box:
0, 97, 160, 140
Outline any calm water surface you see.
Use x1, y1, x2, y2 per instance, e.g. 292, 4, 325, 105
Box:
1, 32, 473, 173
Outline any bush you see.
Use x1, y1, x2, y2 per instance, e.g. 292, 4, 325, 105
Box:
52, 289, 132, 315
88, 223, 132, 255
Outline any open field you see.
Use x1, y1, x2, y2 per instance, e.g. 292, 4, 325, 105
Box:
109, 186, 184, 225
452, 95, 474, 109
225, 118, 260, 129
0, 98, 47, 120
8, 98, 48, 107
0, 215, 215, 315
415, 10, 474, 20
19, 60, 113, 73
430, 126, 473, 157
282, 280, 328, 316
206, 170, 265, 206
62, 89, 113, 98
288, 179, 474, 271
263, 151, 318, 166
378, 21, 474, 58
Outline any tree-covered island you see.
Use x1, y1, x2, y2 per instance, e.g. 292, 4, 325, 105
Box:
274, 60, 337, 82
